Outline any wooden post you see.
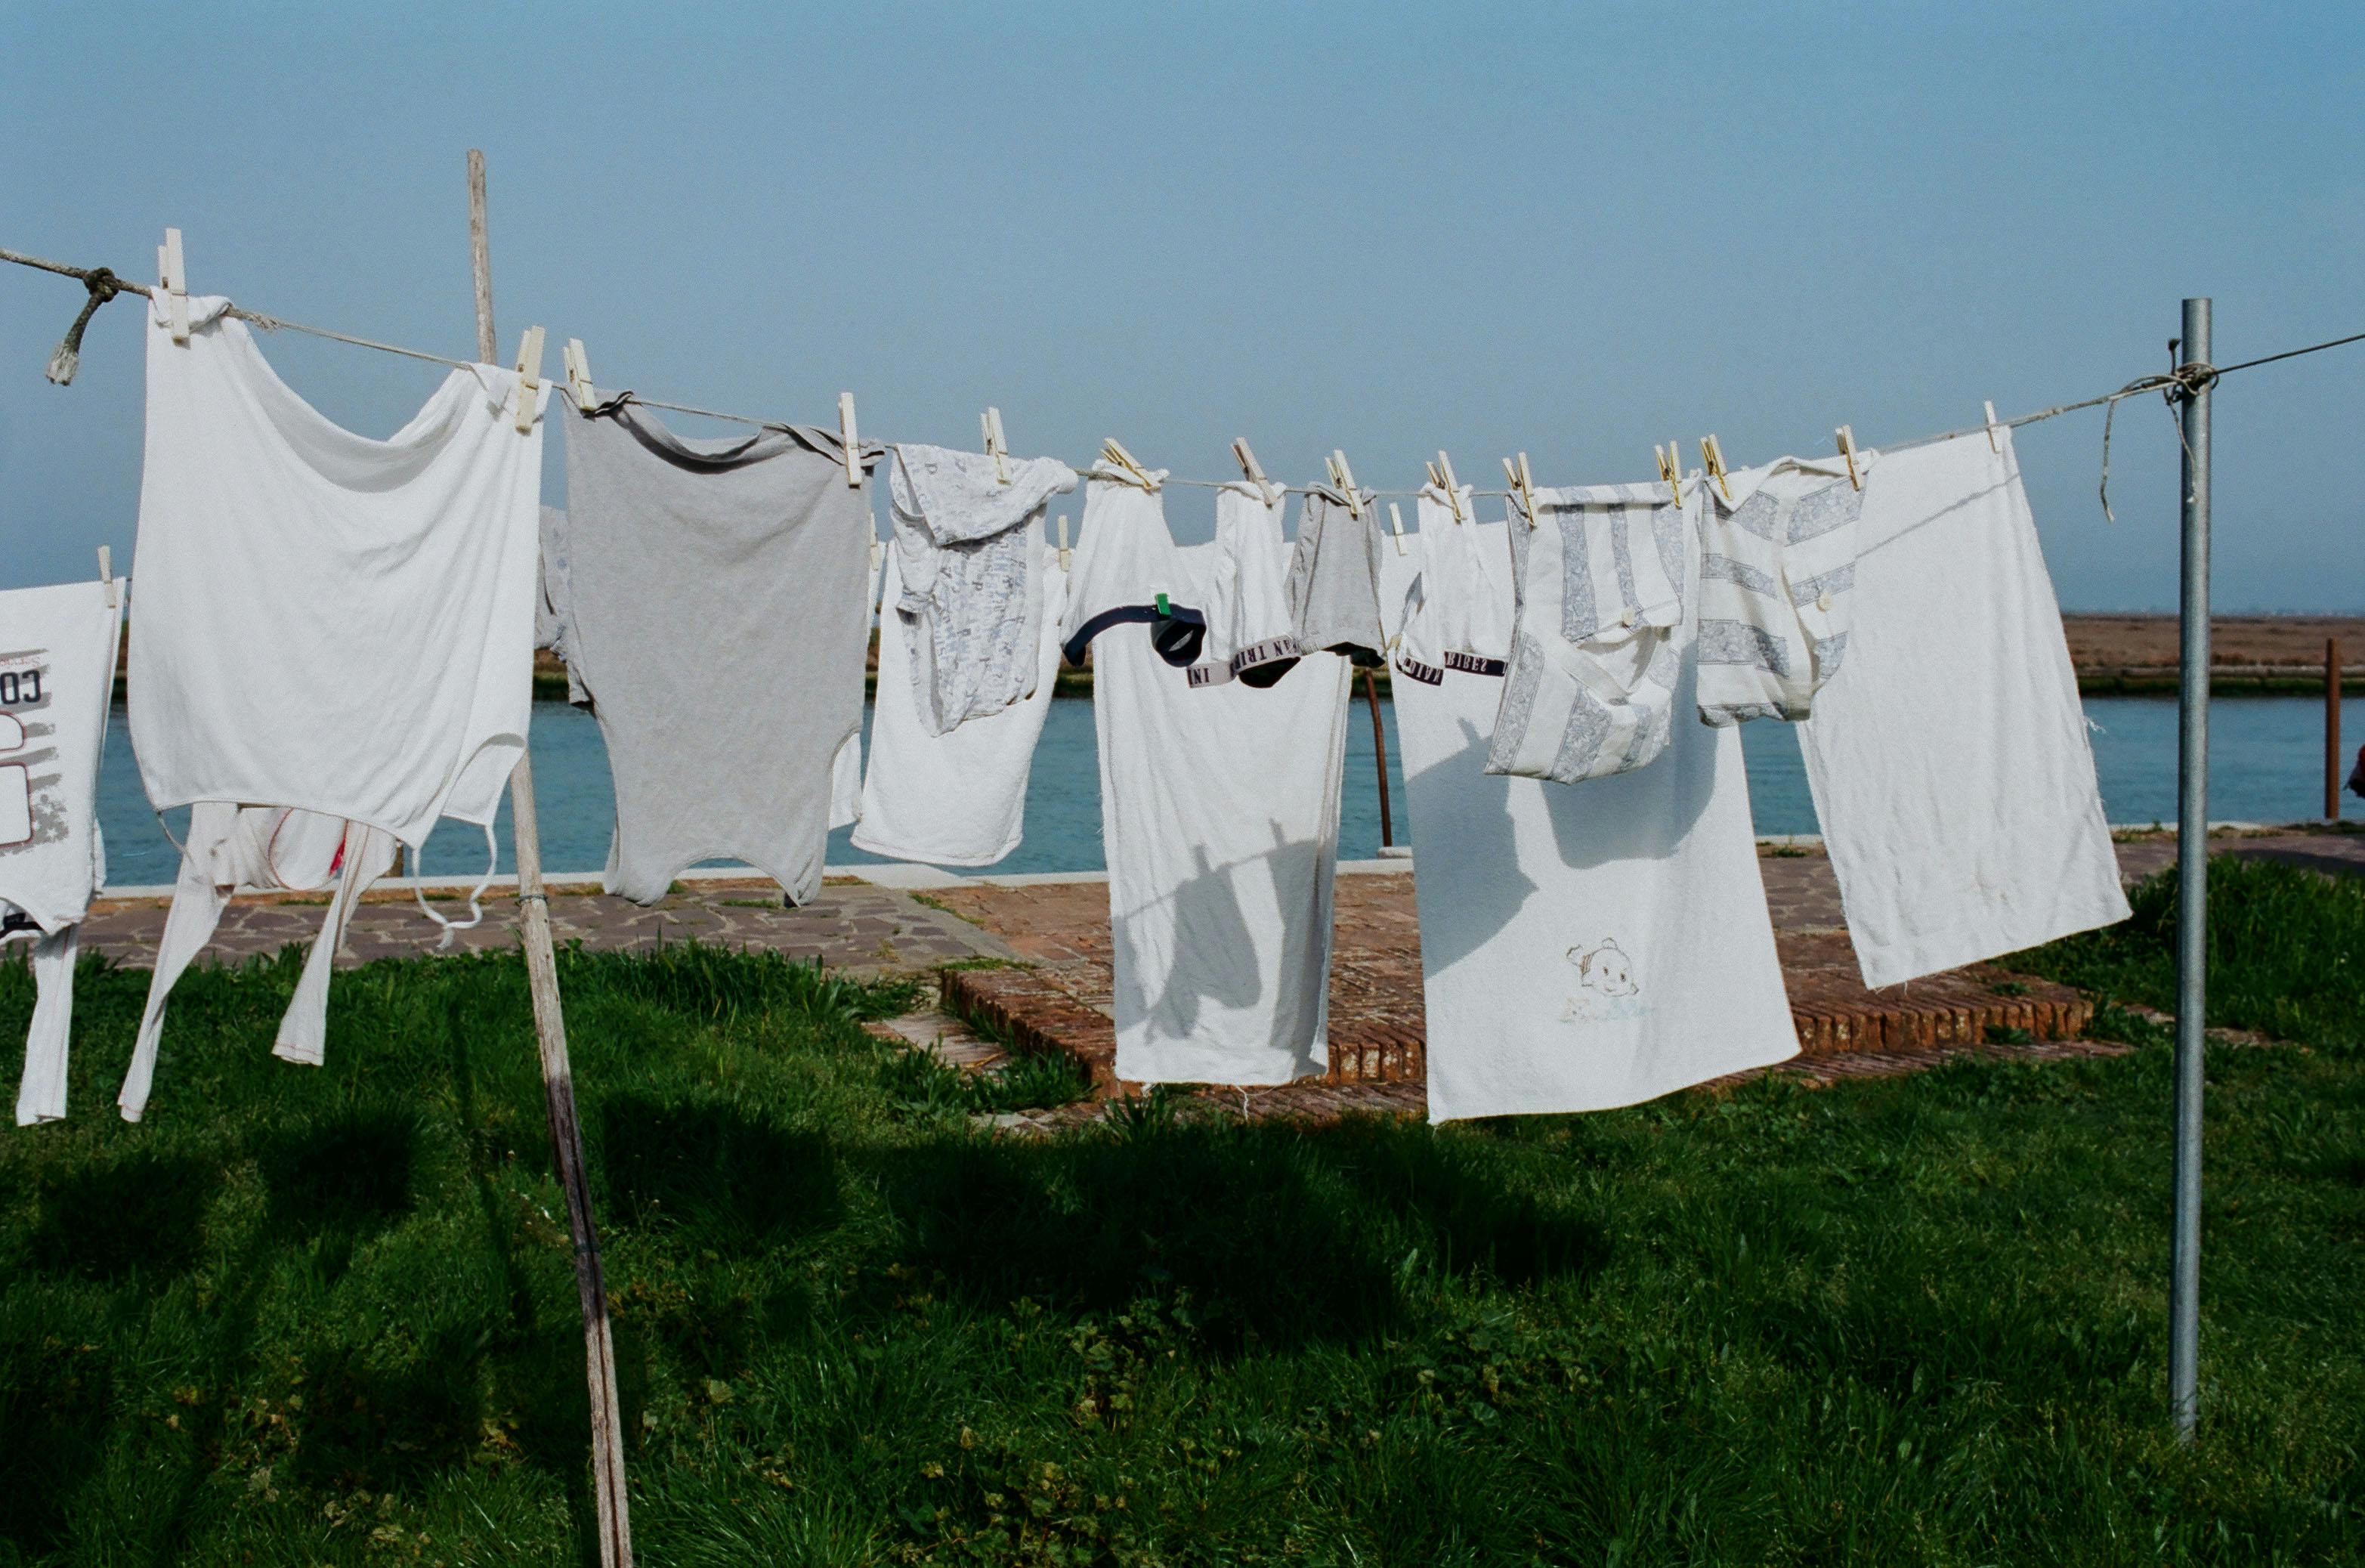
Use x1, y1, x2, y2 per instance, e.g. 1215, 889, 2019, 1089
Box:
469, 148, 634, 1568
2329, 636, 2343, 821
1362, 669, 1393, 849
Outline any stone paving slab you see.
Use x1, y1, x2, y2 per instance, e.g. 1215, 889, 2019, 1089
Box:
70, 877, 1017, 978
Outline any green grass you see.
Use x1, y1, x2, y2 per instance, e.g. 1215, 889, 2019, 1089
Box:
2012, 857, 2365, 1050
2, 909, 2362, 1565
878, 1041, 1093, 1120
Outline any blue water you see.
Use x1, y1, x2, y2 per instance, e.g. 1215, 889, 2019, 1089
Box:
94, 694, 2365, 886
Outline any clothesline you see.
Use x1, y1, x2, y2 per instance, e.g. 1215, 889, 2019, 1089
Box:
7, 240, 2363, 504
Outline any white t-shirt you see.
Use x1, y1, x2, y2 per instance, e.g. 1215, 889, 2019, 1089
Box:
129, 292, 543, 849
0, 577, 123, 931
854, 537, 1066, 867
1798, 428, 2128, 986
1390, 518, 1799, 1121
1068, 489, 1351, 1085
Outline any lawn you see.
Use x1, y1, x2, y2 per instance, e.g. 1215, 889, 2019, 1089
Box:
2, 859, 2362, 1566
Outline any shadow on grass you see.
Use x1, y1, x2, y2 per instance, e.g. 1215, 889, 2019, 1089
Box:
0, 1337, 113, 1554
253, 1104, 422, 1282
1313, 1118, 1610, 1288
873, 1118, 1608, 1353
28, 1150, 220, 1280
598, 1094, 842, 1254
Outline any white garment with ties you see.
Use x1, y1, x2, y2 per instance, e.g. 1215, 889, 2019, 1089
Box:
2, 577, 125, 1124
854, 537, 1066, 867
1488, 481, 1691, 784
1066, 488, 1349, 1086
1390, 521, 1798, 1120
118, 805, 399, 1121
131, 292, 543, 845
125, 291, 541, 1118
1797, 428, 2128, 987
889, 445, 1078, 735
1697, 454, 1870, 725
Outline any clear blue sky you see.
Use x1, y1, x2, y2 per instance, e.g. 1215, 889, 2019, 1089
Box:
4, 2, 2359, 608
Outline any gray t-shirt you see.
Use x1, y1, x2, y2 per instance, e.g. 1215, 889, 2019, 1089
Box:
555, 401, 876, 904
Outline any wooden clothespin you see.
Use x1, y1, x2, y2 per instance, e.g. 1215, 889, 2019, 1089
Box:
1835, 424, 1862, 490
982, 407, 1011, 483
1100, 438, 1159, 491
157, 228, 189, 344
1056, 513, 1072, 571
1231, 438, 1280, 506
1386, 501, 1408, 557
839, 393, 861, 487
1504, 453, 1541, 527
1433, 450, 1467, 522
97, 546, 115, 608
1330, 450, 1365, 519
561, 338, 598, 413
1983, 399, 2002, 453
511, 326, 545, 434
1699, 435, 1733, 503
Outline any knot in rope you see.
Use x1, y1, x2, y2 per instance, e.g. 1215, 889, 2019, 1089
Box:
2166, 360, 2220, 402
43, 267, 124, 387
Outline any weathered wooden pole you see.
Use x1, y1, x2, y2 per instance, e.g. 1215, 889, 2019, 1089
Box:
1363, 670, 1394, 849
469, 147, 635, 1567
2327, 637, 2342, 821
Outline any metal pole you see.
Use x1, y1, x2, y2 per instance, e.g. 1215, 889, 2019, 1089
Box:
1363, 669, 1394, 849
2327, 637, 2342, 821
2169, 297, 2212, 1441
469, 149, 635, 1565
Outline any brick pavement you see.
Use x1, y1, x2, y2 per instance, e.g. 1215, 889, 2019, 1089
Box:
37, 827, 2357, 1127
70, 875, 1016, 977
918, 828, 2358, 1120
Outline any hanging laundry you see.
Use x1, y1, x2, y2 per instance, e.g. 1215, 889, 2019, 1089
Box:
125, 292, 543, 1118
131, 292, 544, 846
1796, 428, 2128, 988
888, 444, 1078, 735
1288, 484, 1388, 663
1394, 483, 1509, 685
1485, 482, 1690, 784
1188, 481, 1301, 688
1698, 454, 1869, 724
829, 539, 885, 832
1389, 518, 1798, 1121
118, 806, 400, 1121
1065, 486, 1351, 1085
1059, 466, 1207, 669
554, 400, 876, 905
854, 531, 1066, 865
2, 577, 124, 1125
